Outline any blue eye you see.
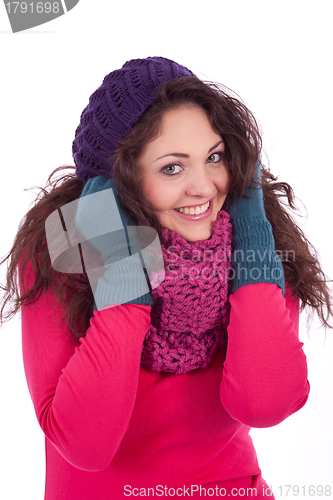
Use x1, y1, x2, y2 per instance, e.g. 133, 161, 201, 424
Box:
162, 164, 183, 176
206, 152, 223, 163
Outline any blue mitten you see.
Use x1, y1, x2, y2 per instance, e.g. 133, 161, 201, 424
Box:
75, 176, 153, 309
228, 161, 285, 294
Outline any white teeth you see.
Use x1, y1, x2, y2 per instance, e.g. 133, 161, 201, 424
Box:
176, 201, 210, 215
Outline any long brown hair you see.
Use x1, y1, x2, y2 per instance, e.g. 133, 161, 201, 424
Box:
1, 77, 332, 339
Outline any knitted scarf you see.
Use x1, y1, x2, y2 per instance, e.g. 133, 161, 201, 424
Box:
141, 210, 233, 374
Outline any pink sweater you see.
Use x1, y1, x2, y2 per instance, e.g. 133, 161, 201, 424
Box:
21, 262, 309, 499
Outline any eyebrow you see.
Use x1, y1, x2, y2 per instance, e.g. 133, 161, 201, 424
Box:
154, 140, 224, 163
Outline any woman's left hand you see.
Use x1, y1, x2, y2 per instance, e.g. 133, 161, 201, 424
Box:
228, 160, 285, 294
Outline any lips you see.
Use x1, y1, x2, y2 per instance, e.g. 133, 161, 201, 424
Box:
174, 199, 213, 220
175, 201, 210, 215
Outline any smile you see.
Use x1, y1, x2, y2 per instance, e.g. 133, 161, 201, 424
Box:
175, 201, 210, 215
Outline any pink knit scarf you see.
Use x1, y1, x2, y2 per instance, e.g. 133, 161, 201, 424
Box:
141, 210, 232, 374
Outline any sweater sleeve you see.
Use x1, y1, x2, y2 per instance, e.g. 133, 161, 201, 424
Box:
220, 282, 310, 428
20, 262, 151, 471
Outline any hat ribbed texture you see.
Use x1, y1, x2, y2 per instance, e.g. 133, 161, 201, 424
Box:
73, 57, 194, 184
141, 211, 232, 374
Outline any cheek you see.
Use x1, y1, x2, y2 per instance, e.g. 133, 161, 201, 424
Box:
219, 169, 231, 194
142, 177, 176, 211
141, 177, 158, 206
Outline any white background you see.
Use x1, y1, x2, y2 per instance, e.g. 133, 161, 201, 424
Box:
0, 1, 333, 499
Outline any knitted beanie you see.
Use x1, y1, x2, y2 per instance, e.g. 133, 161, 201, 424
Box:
141, 210, 233, 375
73, 57, 194, 184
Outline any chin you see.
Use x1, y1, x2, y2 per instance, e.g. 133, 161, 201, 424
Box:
159, 213, 216, 242
186, 234, 211, 243
179, 226, 213, 243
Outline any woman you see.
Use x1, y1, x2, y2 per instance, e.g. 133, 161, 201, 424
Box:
1, 57, 332, 499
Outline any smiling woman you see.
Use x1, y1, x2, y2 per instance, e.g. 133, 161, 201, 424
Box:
0, 57, 332, 500
137, 105, 230, 242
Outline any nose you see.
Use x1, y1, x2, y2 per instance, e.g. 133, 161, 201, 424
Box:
184, 166, 215, 199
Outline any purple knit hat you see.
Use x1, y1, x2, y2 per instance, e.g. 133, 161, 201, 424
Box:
73, 57, 195, 184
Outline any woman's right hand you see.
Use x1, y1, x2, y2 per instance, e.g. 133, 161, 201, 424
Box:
75, 176, 155, 309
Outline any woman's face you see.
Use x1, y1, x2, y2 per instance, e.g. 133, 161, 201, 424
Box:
137, 105, 231, 242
